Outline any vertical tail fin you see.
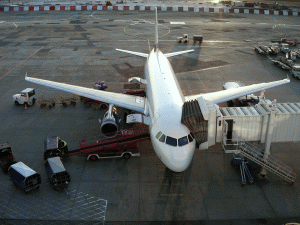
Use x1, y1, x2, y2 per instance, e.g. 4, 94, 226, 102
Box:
154, 7, 158, 50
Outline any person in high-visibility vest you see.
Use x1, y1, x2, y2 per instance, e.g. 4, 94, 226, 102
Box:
59, 139, 68, 153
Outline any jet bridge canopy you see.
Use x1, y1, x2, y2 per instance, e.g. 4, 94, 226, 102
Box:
181, 99, 208, 145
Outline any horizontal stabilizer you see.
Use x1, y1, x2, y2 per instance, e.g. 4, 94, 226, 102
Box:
116, 49, 148, 58
165, 49, 194, 57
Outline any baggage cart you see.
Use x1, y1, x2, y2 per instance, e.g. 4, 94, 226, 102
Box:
44, 136, 68, 160
193, 35, 203, 43
45, 157, 70, 190
10, 162, 41, 193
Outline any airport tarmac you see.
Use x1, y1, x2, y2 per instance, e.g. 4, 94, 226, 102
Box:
0, 10, 300, 225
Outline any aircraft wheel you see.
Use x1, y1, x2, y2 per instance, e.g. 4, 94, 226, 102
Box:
15, 101, 20, 106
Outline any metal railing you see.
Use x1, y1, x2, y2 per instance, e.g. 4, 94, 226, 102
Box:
221, 131, 242, 153
239, 141, 296, 183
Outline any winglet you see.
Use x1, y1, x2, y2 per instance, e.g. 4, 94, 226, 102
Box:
287, 75, 290, 82
25, 72, 27, 80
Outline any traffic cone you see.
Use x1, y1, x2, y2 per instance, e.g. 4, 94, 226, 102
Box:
24, 104, 28, 110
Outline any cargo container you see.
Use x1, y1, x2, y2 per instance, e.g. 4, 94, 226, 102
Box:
45, 157, 70, 190
10, 162, 41, 193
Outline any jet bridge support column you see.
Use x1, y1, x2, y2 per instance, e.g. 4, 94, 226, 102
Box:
260, 100, 277, 178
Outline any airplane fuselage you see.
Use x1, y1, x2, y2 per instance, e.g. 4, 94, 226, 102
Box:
144, 49, 196, 172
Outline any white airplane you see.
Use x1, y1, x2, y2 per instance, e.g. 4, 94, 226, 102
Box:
26, 8, 290, 172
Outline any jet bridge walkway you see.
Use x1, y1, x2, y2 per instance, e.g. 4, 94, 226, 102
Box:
181, 99, 208, 145
238, 141, 296, 184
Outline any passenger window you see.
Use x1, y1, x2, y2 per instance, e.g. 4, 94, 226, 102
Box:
188, 134, 194, 142
159, 134, 166, 143
166, 136, 177, 147
156, 132, 162, 139
178, 136, 188, 146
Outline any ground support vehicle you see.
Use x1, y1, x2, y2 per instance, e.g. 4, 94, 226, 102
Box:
45, 157, 70, 190
271, 38, 298, 46
269, 43, 280, 55
10, 162, 41, 193
94, 81, 108, 90
232, 154, 253, 186
37, 95, 56, 108
0, 143, 16, 173
254, 44, 271, 55
60, 94, 78, 106
193, 35, 203, 44
280, 43, 290, 53
286, 50, 297, 61
292, 49, 300, 58
44, 130, 150, 162
122, 88, 146, 97
82, 98, 109, 109
44, 136, 68, 160
13, 88, 36, 106
291, 65, 300, 79
177, 34, 189, 43
272, 57, 300, 79
223, 82, 260, 107
272, 56, 294, 70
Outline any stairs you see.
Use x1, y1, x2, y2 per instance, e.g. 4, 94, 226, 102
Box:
239, 141, 296, 184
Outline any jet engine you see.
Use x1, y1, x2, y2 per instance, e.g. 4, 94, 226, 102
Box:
99, 105, 120, 137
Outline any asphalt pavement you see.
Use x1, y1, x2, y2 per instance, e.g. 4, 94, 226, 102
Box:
0, 10, 300, 225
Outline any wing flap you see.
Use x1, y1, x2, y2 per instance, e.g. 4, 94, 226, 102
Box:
25, 76, 145, 113
185, 77, 290, 104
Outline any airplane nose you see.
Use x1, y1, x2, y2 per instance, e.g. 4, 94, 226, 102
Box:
166, 145, 195, 173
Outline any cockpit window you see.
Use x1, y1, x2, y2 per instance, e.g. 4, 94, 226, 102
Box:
188, 134, 194, 142
159, 134, 166, 143
178, 136, 188, 146
156, 132, 162, 139
166, 136, 177, 147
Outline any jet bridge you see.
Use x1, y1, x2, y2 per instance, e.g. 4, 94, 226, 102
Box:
217, 100, 300, 145
188, 97, 300, 183
181, 97, 221, 148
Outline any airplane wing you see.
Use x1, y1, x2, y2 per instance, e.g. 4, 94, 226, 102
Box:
25, 75, 145, 113
185, 77, 290, 104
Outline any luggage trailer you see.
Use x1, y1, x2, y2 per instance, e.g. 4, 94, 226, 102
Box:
44, 130, 150, 161
45, 157, 70, 190
10, 162, 42, 193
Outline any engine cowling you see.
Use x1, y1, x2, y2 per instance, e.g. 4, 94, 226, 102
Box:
100, 106, 120, 137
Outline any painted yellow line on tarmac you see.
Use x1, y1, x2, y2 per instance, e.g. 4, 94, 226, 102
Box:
0, 47, 44, 80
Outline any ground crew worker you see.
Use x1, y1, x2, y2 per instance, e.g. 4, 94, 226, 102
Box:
59, 139, 68, 153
